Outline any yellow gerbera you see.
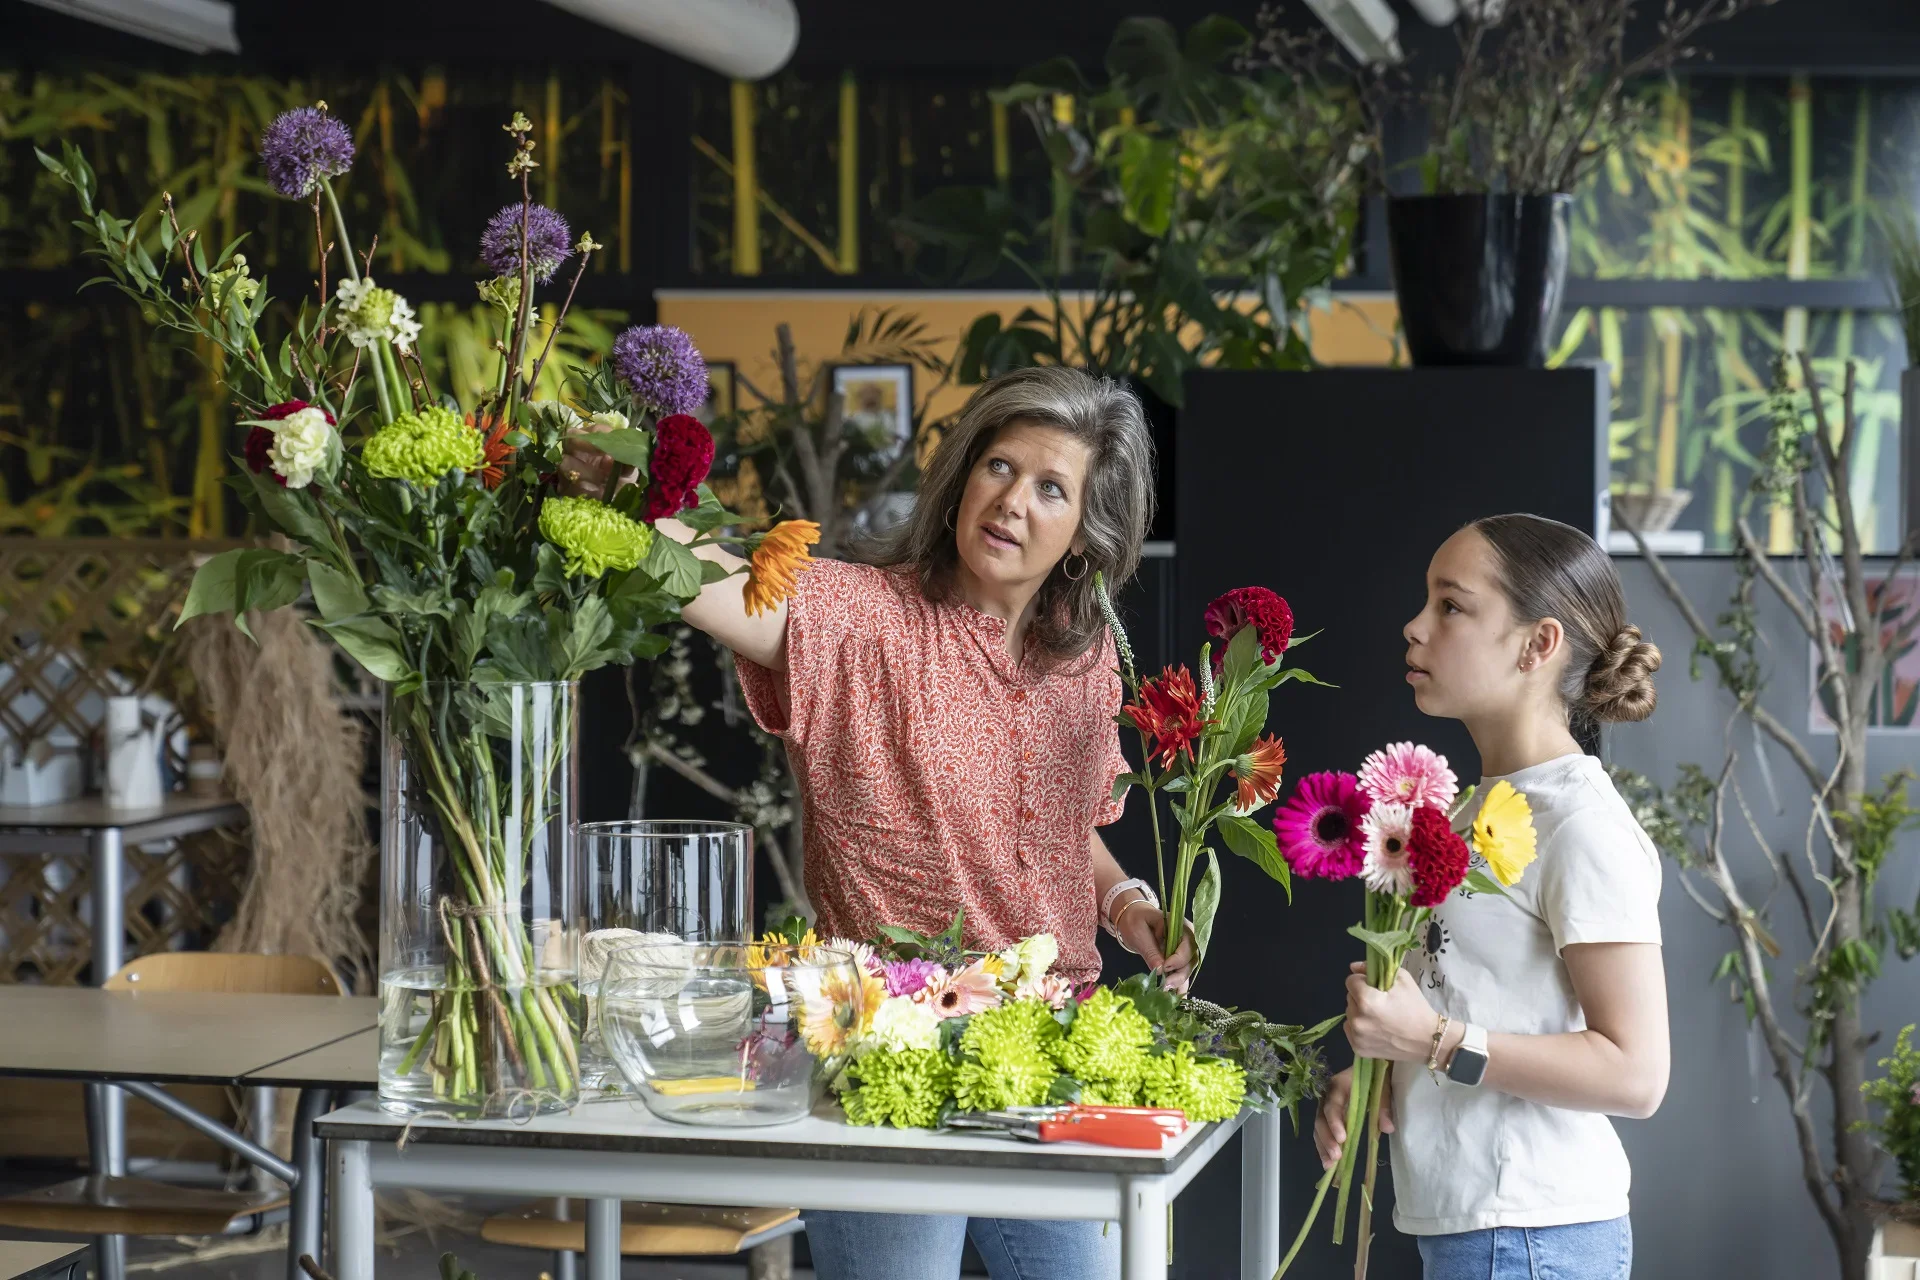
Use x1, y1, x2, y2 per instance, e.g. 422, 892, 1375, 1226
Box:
1474, 780, 1538, 887
743, 520, 821, 617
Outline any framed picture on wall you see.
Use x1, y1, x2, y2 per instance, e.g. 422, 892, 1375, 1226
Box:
832, 363, 914, 464
1810, 576, 1920, 733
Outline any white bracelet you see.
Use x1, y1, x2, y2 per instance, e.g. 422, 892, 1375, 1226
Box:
1100, 878, 1158, 938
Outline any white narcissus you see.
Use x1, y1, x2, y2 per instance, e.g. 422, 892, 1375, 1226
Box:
263, 406, 337, 489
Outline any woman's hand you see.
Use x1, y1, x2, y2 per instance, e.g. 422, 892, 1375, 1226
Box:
556, 415, 635, 500
1313, 1066, 1396, 1170
1115, 900, 1194, 993
1344, 962, 1441, 1062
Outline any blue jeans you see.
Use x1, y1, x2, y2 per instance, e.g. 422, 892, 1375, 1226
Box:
804, 1209, 1118, 1280
1418, 1216, 1632, 1280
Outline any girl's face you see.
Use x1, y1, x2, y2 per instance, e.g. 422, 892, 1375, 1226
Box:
954, 420, 1091, 593
1403, 528, 1544, 722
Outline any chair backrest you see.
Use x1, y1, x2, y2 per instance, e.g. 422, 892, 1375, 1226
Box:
103, 952, 342, 996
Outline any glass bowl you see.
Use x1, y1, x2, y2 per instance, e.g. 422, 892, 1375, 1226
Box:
598, 941, 859, 1127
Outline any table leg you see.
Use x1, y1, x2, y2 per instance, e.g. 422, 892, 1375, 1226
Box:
551, 1198, 577, 1280
85, 827, 128, 1280
330, 1140, 375, 1280
1240, 1107, 1281, 1280
287, 1089, 332, 1280
584, 1198, 621, 1280
1120, 1177, 1170, 1280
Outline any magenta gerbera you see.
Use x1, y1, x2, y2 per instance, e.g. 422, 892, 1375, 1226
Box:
1273, 771, 1370, 881
1357, 741, 1459, 812
882, 958, 943, 999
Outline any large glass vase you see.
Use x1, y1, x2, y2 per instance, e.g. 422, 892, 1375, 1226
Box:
378, 681, 582, 1117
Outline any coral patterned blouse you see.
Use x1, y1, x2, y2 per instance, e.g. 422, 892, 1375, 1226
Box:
736, 558, 1132, 984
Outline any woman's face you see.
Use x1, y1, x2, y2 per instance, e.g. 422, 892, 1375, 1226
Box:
953, 419, 1092, 595
1403, 528, 1538, 721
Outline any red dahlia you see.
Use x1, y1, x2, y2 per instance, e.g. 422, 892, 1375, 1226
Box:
1204, 586, 1294, 670
1123, 665, 1214, 769
1406, 804, 1470, 908
644, 413, 716, 522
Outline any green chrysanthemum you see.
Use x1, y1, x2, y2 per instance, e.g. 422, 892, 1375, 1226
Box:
538, 496, 656, 578
362, 406, 484, 487
841, 1048, 954, 1129
1052, 987, 1153, 1098
955, 998, 1062, 1112
1139, 1043, 1247, 1123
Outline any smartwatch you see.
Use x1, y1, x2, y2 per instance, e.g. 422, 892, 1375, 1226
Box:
1445, 1022, 1489, 1087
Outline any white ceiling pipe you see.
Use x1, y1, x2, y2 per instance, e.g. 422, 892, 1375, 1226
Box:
1406, 0, 1460, 23
541, 0, 800, 80
20, 0, 239, 53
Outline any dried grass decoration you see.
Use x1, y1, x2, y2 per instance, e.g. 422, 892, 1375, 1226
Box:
185, 608, 373, 977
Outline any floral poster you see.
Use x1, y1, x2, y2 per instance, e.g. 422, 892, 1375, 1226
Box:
1811, 575, 1920, 733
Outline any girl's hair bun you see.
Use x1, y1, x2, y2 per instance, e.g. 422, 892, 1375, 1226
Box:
1583, 624, 1661, 723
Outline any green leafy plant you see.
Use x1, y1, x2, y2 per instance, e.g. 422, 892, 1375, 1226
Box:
1861, 1024, 1920, 1204
894, 15, 1371, 405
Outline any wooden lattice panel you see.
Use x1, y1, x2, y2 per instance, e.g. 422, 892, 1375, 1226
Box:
0, 538, 251, 985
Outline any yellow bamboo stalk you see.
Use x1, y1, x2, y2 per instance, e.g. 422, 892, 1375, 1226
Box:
1773, 73, 1814, 551
693, 136, 839, 272
838, 71, 859, 274
378, 84, 401, 272
731, 80, 761, 276
991, 98, 1010, 187
545, 73, 561, 209
1653, 87, 1690, 493
1713, 82, 1748, 542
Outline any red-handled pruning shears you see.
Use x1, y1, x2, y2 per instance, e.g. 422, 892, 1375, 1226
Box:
945, 1104, 1189, 1150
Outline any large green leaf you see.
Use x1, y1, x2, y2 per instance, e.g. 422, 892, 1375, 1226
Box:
175, 549, 248, 628
313, 616, 413, 682
1463, 868, 1511, 900
579, 428, 651, 469
1105, 15, 1249, 130
1347, 925, 1419, 964
1191, 847, 1222, 960
554, 595, 617, 678
305, 559, 368, 623
241, 466, 336, 555
1219, 622, 1261, 688
642, 532, 704, 599
232, 549, 308, 638
679, 485, 746, 535
1218, 813, 1289, 898
1117, 132, 1178, 237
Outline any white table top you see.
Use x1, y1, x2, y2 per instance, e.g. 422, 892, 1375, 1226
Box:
0, 1241, 87, 1279
0, 986, 377, 1085
316, 1094, 1243, 1178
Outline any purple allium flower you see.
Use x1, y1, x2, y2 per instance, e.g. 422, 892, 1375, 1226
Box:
611, 324, 708, 416
259, 107, 355, 199
479, 203, 572, 285
881, 958, 943, 999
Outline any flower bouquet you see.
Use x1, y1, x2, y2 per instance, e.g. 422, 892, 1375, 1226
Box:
767, 911, 1338, 1132
36, 108, 819, 1116
1095, 576, 1323, 983
1273, 744, 1538, 1277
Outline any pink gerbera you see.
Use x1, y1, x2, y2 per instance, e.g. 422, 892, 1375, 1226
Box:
923, 959, 1004, 1018
1273, 771, 1370, 881
1359, 801, 1416, 896
883, 958, 944, 999
1357, 742, 1459, 812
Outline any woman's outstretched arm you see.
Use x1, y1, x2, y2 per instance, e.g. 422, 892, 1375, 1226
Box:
650, 515, 789, 672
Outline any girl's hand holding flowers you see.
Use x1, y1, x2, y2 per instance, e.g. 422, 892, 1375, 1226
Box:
1343, 961, 1440, 1061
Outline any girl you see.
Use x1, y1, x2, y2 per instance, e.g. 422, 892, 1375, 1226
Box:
1315, 513, 1671, 1280
572, 365, 1187, 1280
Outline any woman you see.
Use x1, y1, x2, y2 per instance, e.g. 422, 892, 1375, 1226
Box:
604, 365, 1188, 1280
1315, 514, 1671, 1280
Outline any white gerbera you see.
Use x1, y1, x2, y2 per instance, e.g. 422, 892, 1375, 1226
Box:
1359, 801, 1415, 897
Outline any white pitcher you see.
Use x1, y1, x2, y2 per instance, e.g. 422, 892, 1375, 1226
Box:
103, 696, 163, 810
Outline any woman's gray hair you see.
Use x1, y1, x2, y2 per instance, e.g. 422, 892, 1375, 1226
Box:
860, 365, 1156, 663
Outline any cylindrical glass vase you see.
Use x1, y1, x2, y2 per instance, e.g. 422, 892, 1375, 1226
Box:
378, 681, 582, 1118
577, 820, 753, 1092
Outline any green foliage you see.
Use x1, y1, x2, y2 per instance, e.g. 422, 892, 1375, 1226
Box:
895, 15, 1369, 404
1860, 1025, 1920, 1202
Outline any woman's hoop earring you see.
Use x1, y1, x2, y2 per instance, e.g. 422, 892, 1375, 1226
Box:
944, 506, 957, 532
1063, 552, 1089, 581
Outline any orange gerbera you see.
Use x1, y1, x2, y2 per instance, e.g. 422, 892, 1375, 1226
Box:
743, 520, 821, 616
466, 411, 515, 489
1232, 734, 1288, 814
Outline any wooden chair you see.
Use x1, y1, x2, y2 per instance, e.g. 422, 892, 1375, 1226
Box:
0, 953, 342, 1238
482, 1201, 804, 1280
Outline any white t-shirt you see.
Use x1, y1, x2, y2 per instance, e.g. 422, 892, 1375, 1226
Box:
1390, 752, 1664, 1236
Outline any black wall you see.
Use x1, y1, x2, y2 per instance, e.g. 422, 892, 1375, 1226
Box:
1167, 366, 1607, 1278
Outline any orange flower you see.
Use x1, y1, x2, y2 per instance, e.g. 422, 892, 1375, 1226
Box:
743, 520, 820, 616
1232, 734, 1287, 814
466, 412, 515, 489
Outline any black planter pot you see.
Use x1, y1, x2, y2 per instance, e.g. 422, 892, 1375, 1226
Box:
1386, 193, 1573, 368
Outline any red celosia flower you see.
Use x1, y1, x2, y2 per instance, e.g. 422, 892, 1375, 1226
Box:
1124, 665, 1213, 769
1232, 734, 1287, 813
643, 413, 716, 522
1204, 586, 1294, 671
1407, 805, 1471, 907
466, 412, 515, 490
244, 400, 333, 487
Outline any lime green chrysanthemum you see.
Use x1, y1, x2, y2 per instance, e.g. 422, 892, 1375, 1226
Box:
1139, 1044, 1247, 1123
841, 1048, 954, 1129
362, 407, 485, 487
1052, 987, 1153, 1097
955, 998, 1062, 1112
539, 496, 656, 578
1078, 1080, 1144, 1107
